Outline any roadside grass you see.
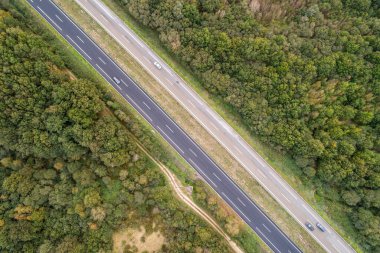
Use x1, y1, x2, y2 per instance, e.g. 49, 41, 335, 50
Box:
20, 1, 240, 252
49, 0, 328, 252
97, 0, 363, 252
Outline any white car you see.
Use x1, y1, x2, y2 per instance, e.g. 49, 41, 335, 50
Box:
153, 61, 162, 70
113, 77, 121, 84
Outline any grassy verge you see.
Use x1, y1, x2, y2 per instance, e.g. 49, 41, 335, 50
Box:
98, 0, 362, 252
18, 1, 241, 252
49, 0, 327, 252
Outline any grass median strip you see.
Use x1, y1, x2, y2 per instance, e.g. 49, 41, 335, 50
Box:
53, 0, 325, 252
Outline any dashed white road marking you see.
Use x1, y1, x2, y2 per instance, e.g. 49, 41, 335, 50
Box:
256, 168, 267, 179
121, 79, 128, 87
165, 124, 174, 133
187, 99, 197, 109
189, 148, 198, 157
256, 227, 280, 253
213, 172, 222, 181
123, 93, 153, 122
157, 126, 184, 154
98, 57, 107, 65
281, 192, 291, 203
302, 204, 320, 221
188, 158, 218, 188
222, 192, 251, 222
262, 223, 272, 233
237, 197, 246, 207
67, 35, 92, 60
77, 36, 85, 43
37, 6, 62, 31
234, 145, 243, 155
55, 14, 63, 22
100, 14, 108, 22
143, 101, 151, 110
95, 64, 112, 80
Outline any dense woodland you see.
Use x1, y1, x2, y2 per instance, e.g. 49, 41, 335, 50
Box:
114, 0, 380, 251
0, 4, 235, 252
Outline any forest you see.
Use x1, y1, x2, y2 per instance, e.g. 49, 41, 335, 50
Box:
0, 3, 235, 252
113, 0, 380, 251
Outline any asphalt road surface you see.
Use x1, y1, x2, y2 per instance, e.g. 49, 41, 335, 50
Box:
28, 0, 302, 252
29, 0, 355, 252
72, 1, 358, 252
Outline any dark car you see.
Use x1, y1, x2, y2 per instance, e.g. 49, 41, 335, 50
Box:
305, 222, 314, 231
316, 222, 326, 232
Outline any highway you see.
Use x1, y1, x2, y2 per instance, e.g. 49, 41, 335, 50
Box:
28, 0, 302, 252
69, 1, 357, 253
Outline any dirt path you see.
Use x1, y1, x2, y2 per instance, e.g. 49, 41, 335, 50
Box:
135, 142, 244, 253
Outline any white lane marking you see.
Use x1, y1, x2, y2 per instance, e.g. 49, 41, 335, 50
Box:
262, 223, 272, 233
118, 23, 145, 48
100, 14, 109, 22
222, 192, 251, 222
66, 35, 92, 60
77, 36, 85, 43
157, 126, 184, 154
123, 35, 130, 42
337, 239, 348, 250
234, 145, 243, 155
143, 56, 149, 62
123, 93, 153, 122
302, 204, 319, 221
188, 99, 197, 108
256, 168, 267, 179
280, 192, 291, 203
55, 14, 63, 22
121, 79, 128, 87
115, 84, 121, 90
98, 57, 107, 65
188, 158, 218, 188
95, 63, 111, 80
165, 77, 172, 84
92, 0, 116, 19
237, 197, 246, 207
148, 51, 155, 58
165, 124, 174, 133
256, 227, 280, 253
37, 6, 62, 31
209, 121, 218, 130
213, 172, 222, 182
51, 2, 331, 252
189, 148, 198, 157
167, 70, 174, 77
143, 101, 151, 110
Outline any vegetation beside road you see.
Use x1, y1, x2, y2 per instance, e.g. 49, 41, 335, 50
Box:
107, 0, 379, 252
0, 2, 240, 252
55, 0, 327, 251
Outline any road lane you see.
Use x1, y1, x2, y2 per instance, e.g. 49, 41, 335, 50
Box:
72, 1, 356, 253
28, 0, 302, 252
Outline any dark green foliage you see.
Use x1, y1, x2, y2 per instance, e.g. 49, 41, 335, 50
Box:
0, 6, 231, 253
114, 0, 379, 251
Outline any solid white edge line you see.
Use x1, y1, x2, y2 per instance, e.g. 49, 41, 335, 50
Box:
221, 192, 251, 223
52, 1, 334, 252
37, 6, 62, 31
156, 126, 184, 154
256, 227, 280, 253
66, 35, 92, 60
55, 14, 63, 22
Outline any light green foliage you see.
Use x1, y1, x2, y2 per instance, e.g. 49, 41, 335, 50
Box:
114, 0, 379, 251
0, 5, 232, 253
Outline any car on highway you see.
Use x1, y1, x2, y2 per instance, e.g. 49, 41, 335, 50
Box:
316, 222, 326, 232
153, 61, 162, 70
305, 222, 314, 231
113, 77, 121, 84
